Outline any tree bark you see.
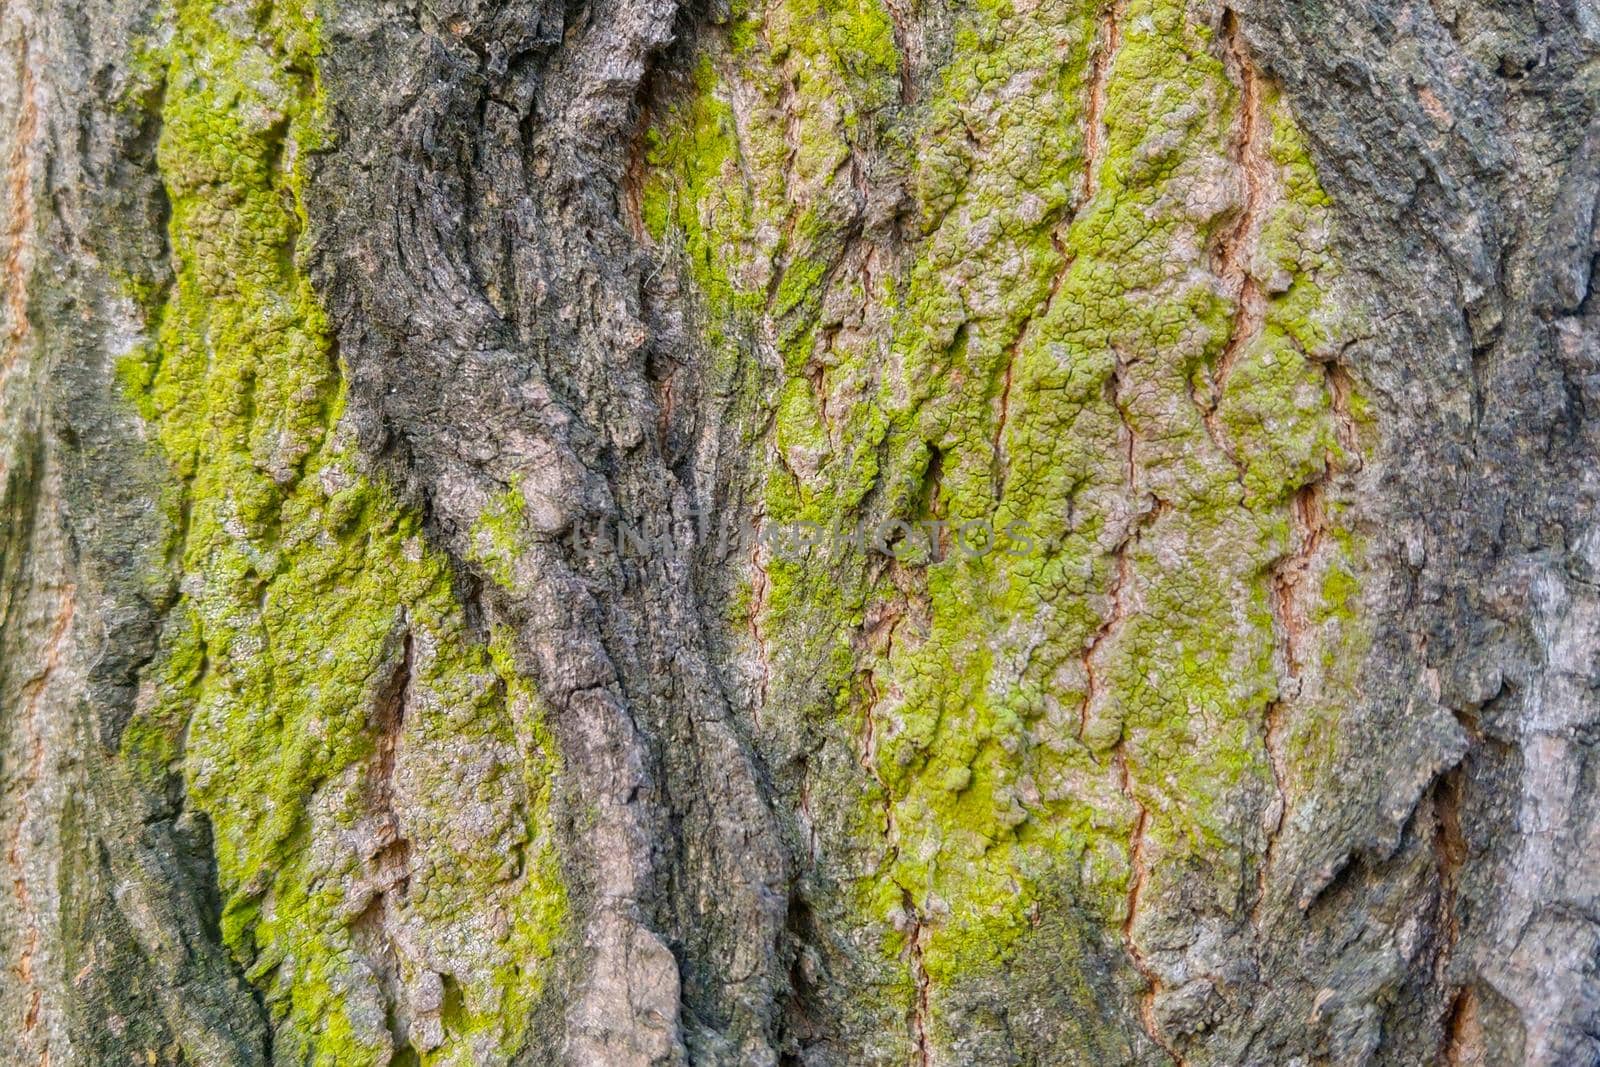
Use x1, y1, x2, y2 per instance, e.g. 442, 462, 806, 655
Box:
1, 0, 1597, 1062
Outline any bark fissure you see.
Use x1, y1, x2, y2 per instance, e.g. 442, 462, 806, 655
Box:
1271, 483, 1325, 679
1118, 776, 1183, 1066
1442, 984, 1483, 1067
749, 534, 774, 722
1082, 0, 1125, 208
906, 890, 933, 1067
1207, 9, 1272, 409
1253, 483, 1323, 923
881, 0, 918, 105
1432, 763, 1469, 1035
1080, 357, 1162, 744
7, 584, 74, 1047
992, 3, 1121, 500
1079, 351, 1182, 1059
857, 619, 941, 1066
1, 30, 38, 388
991, 233, 1074, 500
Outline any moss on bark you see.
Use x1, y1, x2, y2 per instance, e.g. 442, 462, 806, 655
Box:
113, 1, 568, 1061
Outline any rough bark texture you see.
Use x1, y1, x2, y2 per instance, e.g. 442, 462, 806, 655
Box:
1, 0, 1598, 1061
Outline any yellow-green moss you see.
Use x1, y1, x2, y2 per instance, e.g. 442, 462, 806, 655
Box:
468, 479, 528, 591
644, 0, 1372, 1052
116, 0, 566, 1062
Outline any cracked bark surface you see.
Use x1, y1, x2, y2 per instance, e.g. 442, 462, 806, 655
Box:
2, 0, 1598, 1063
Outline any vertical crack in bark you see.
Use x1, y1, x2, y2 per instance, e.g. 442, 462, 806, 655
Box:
807, 359, 835, 446
1253, 482, 1326, 925
749, 533, 773, 724
1117, 757, 1183, 1066
1078, 356, 1180, 1061
1432, 762, 1470, 1062
1081, 536, 1131, 743
857, 678, 925, 1058
7, 584, 74, 1049
1271, 483, 1324, 679
760, 15, 806, 309
1252, 683, 1289, 930
858, 660, 900, 878
796, 771, 819, 863
1081, 0, 1124, 208
1435, 768, 1467, 955
1079, 357, 1161, 743
370, 625, 414, 894
905, 886, 933, 1067
1324, 358, 1361, 460
1191, 378, 1249, 488
354, 623, 414, 1055
621, 106, 652, 243
1, 33, 39, 393
777, 67, 803, 210
1442, 983, 1484, 1067
857, 617, 936, 1065
991, 234, 1073, 500
1206, 9, 1271, 418
992, 326, 1017, 499
992, 5, 1121, 500
514, 6, 791, 1050
881, 0, 919, 105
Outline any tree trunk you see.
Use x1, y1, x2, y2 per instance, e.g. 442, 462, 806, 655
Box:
2, 0, 1596, 1061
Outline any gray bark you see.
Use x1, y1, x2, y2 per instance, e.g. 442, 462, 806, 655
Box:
1, 0, 1598, 1062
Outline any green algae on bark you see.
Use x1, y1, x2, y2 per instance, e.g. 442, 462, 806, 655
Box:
642, 0, 1372, 1057
114, 0, 567, 1062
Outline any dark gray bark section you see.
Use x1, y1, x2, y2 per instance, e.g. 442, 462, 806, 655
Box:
1240, 5, 1600, 1064
308, 0, 793, 1061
